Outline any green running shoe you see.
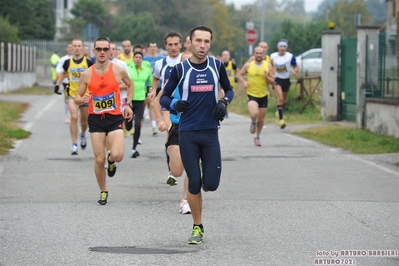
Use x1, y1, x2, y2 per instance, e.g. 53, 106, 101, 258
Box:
166, 174, 178, 186
97, 191, 108, 205
106, 151, 117, 177
188, 226, 204, 245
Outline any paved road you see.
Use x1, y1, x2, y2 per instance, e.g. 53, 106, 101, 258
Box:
0, 93, 398, 266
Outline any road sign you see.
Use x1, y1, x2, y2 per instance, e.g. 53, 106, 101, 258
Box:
83, 23, 99, 42
245, 29, 258, 44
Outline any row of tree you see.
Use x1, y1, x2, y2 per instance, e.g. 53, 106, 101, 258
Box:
0, 0, 55, 42
0, 0, 388, 60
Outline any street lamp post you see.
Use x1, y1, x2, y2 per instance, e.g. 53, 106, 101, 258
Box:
260, 0, 265, 42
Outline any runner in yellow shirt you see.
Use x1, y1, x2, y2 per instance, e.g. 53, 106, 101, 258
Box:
118, 40, 134, 64
55, 38, 93, 154
246, 41, 271, 64
237, 46, 275, 147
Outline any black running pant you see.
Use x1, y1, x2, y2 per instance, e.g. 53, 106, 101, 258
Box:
126, 100, 145, 150
179, 129, 222, 194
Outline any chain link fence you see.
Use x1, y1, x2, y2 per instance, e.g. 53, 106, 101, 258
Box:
365, 32, 399, 99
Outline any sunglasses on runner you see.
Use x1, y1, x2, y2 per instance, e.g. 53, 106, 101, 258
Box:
94, 47, 110, 52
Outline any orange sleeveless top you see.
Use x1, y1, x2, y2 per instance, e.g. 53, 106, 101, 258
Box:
88, 63, 121, 115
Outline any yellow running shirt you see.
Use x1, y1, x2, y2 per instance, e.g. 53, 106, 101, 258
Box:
119, 52, 133, 63
247, 61, 269, 98
225, 60, 236, 90
67, 56, 89, 97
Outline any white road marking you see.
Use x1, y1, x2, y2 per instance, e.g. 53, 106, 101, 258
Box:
23, 98, 57, 131
13, 98, 58, 151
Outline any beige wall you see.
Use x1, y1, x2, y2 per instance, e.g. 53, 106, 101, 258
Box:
366, 98, 399, 138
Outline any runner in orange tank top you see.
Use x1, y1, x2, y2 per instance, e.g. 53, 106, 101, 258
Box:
75, 37, 133, 205
87, 63, 122, 116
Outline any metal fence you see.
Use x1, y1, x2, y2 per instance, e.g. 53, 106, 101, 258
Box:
0, 42, 36, 72
22, 40, 128, 65
22, 40, 76, 66
365, 32, 399, 99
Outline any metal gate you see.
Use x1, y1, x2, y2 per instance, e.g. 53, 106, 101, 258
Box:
339, 37, 357, 121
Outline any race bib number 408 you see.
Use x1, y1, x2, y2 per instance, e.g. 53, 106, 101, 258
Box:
93, 92, 116, 113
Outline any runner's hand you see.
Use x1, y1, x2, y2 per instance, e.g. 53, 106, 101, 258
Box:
83, 94, 90, 103
54, 85, 61, 95
175, 100, 189, 113
158, 120, 167, 132
125, 106, 133, 122
212, 99, 226, 121
147, 90, 156, 101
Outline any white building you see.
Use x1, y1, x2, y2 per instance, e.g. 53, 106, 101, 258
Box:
53, 0, 78, 40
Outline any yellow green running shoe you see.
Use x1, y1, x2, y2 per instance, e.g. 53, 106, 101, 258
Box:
106, 151, 117, 177
188, 226, 204, 245
97, 191, 108, 205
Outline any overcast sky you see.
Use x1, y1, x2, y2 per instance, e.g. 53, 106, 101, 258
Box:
225, 0, 323, 13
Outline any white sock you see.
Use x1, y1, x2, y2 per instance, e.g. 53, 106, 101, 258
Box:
151, 120, 157, 128
131, 149, 136, 154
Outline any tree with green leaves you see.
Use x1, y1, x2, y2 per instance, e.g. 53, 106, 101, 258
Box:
0, 0, 55, 40
269, 19, 327, 55
0, 17, 20, 43
328, 0, 371, 38
206, 0, 244, 53
317, 0, 386, 24
66, 0, 113, 40
113, 12, 158, 45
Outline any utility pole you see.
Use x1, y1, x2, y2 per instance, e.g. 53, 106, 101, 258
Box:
246, 7, 254, 56
260, 0, 265, 42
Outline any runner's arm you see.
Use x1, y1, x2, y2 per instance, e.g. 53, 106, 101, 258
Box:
121, 69, 134, 102
119, 61, 130, 91
55, 71, 67, 86
74, 70, 90, 105
148, 60, 161, 100
265, 63, 275, 84
237, 63, 249, 88
154, 87, 165, 123
120, 69, 133, 121
160, 66, 180, 110
291, 56, 299, 76
147, 77, 159, 100
55, 59, 69, 86
218, 62, 234, 103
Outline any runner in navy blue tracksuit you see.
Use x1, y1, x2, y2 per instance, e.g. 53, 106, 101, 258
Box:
160, 25, 234, 245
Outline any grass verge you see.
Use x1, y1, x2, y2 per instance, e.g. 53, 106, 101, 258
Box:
2, 85, 53, 95
292, 124, 399, 154
0, 100, 31, 155
228, 81, 323, 124
395, 162, 399, 167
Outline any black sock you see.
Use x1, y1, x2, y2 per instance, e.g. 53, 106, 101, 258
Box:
277, 105, 283, 120
194, 224, 204, 231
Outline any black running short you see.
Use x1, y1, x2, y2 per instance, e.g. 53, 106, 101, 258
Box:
247, 95, 268, 108
274, 78, 291, 92
165, 123, 179, 148
88, 113, 124, 135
